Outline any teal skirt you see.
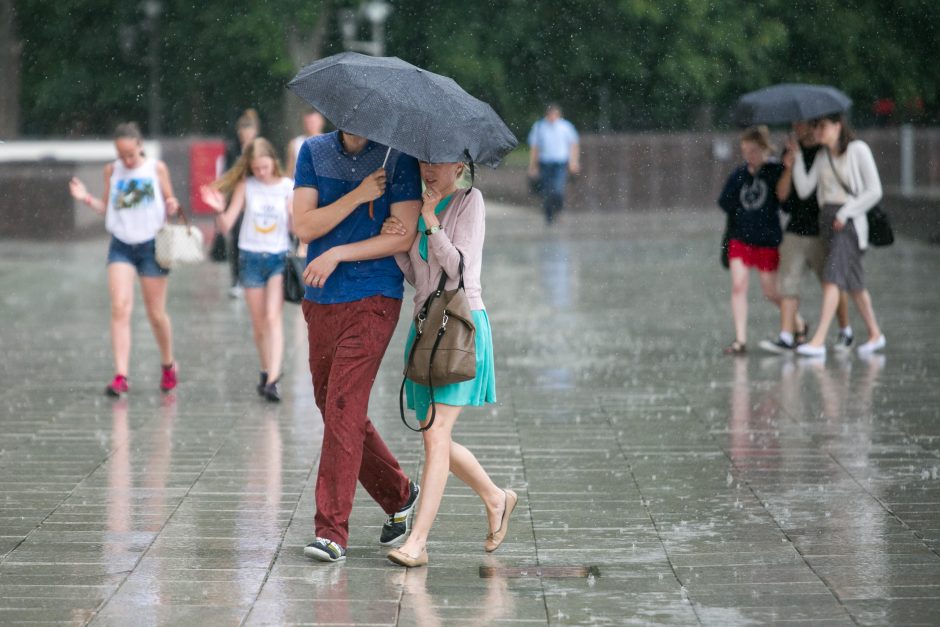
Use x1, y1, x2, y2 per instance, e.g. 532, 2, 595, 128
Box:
404, 309, 497, 423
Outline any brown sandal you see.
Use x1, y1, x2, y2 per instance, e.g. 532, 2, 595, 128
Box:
484, 489, 518, 552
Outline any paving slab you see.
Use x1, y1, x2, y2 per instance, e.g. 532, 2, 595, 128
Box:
2, 205, 939, 625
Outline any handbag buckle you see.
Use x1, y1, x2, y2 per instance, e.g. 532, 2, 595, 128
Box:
441, 312, 449, 330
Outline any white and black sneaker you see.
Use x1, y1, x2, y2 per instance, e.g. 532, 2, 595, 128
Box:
834, 331, 854, 352
759, 337, 795, 355
304, 537, 346, 562
379, 481, 420, 546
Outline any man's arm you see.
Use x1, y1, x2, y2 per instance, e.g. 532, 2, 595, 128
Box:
292, 169, 386, 243
301, 199, 421, 288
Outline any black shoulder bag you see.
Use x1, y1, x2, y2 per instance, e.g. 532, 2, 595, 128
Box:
826, 151, 894, 247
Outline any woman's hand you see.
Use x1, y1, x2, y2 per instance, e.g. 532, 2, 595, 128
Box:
421, 186, 443, 213
68, 177, 88, 201
200, 185, 225, 213
303, 248, 341, 289
381, 215, 408, 237
165, 195, 180, 216
833, 218, 845, 231
782, 148, 795, 169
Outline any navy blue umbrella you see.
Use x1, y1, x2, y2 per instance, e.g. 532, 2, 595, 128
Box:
734, 83, 852, 126
287, 52, 517, 168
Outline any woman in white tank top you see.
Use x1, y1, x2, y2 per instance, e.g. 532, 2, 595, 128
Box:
68, 122, 180, 397
201, 138, 294, 402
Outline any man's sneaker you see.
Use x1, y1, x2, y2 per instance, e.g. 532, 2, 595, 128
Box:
380, 481, 420, 546
759, 338, 795, 355
257, 371, 268, 396
834, 331, 854, 352
263, 379, 281, 403
105, 375, 129, 398
160, 363, 178, 393
304, 537, 346, 562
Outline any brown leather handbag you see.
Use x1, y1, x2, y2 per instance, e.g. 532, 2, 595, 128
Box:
399, 253, 476, 432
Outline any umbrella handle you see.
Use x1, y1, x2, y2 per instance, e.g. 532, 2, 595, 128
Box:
371, 147, 393, 220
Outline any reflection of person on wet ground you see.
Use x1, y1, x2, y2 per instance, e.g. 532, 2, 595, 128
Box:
788, 113, 886, 358
381, 161, 514, 568
201, 138, 294, 402
760, 121, 851, 355
68, 122, 179, 397
718, 126, 786, 355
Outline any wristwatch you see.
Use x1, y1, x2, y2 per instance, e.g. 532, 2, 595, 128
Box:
424, 225, 442, 236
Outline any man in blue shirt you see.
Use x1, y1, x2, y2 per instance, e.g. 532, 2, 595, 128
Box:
527, 104, 580, 224
293, 130, 422, 562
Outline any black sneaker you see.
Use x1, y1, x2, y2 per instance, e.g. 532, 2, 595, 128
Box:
758, 338, 795, 355
834, 331, 854, 352
304, 537, 346, 562
257, 371, 267, 396
379, 481, 420, 546
263, 379, 280, 403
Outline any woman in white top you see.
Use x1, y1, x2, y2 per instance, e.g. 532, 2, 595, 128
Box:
68, 122, 180, 397
788, 113, 886, 357
202, 138, 294, 402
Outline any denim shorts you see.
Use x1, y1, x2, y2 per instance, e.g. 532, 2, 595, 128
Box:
238, 250, 287, 288
107, 236, 169, 277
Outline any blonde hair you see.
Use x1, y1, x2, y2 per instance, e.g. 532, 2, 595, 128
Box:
213, 137, 283, 194
740, 125, 774, 154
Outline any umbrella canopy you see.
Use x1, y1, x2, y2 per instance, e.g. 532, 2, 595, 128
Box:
287, 52, 518, 167
734, 83, 852, 126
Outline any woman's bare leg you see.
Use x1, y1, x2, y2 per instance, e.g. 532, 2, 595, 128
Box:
729, 258, 749, 344
140, 275, 173, 365
108, 263, 137, 375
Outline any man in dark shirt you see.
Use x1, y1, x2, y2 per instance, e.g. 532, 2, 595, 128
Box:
760, 121, 851, 354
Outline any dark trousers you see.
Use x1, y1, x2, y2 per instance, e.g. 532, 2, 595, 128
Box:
302, 295, 411, 547
539, 162, 569, 223
228, 213, 243, 286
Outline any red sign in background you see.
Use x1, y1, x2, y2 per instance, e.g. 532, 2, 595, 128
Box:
189, 141, 226, 215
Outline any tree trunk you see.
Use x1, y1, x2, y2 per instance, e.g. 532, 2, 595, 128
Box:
0, 0, 22, 138
281, 2, 332, 147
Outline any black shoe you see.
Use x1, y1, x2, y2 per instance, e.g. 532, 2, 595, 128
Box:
304, 537, 346, 562
257, 371, 268, 396
834, 331, 854, 352
263, 379, 281, 403
380, 481, 420, 546
758, 338, 795, 355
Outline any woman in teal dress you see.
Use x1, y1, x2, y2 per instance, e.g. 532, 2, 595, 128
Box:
380, 161, 515, 568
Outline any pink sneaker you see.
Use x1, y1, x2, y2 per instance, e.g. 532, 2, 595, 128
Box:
160, 363, 178, 393
106, 374, 129, 398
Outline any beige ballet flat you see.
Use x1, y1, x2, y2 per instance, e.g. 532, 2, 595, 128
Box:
484, 489, 518, 552
387, 547, 428, 568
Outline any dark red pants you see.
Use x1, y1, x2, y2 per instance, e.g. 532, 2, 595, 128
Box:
302, 295, 411, 547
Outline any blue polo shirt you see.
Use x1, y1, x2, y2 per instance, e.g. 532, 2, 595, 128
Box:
294, 132, 422, 304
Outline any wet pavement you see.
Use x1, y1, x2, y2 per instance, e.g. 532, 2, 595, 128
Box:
1, 203, 939, 626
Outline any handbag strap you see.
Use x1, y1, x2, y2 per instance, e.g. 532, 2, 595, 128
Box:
399, 252, 465, 433
825, 150, 855, 197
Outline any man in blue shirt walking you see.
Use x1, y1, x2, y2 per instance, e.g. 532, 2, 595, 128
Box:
527, 104, 580, 224
293, 130, 422, 562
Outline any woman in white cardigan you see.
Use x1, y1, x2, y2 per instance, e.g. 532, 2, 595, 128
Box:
788, 113, 886, 357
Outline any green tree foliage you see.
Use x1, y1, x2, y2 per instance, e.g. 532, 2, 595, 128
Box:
12, 0, 939, 138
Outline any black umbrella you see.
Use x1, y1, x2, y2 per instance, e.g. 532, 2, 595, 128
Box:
734, 83, 852, 126
287, 52, 518, 168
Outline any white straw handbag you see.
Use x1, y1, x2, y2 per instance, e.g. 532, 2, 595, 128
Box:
155, 210, 205, 269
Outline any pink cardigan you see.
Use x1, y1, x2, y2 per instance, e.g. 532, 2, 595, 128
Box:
395, 187, 486, 319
